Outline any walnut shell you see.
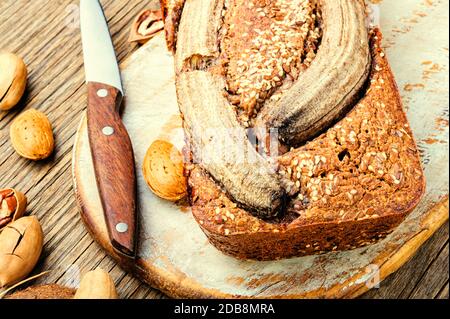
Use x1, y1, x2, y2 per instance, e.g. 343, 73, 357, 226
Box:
10, 109, 55, 160
74, 268, 118, 299
0, 52, 27, 111
128, 9, 164, 45
0, 216, 44, 288
143, 139, 187, 202
0, 188, 27, 231
11, 189, 27, 222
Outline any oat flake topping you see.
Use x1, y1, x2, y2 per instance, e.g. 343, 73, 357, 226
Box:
220, 0, 322, 119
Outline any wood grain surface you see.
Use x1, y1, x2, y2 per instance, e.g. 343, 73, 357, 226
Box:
0, 0, 448, 299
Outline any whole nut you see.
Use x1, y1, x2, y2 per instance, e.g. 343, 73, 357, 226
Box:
10, 109, 55, 160
143, 140, 187, 202
74, 268, 118, 299
0, 52, 27, 111
0, 188, 27, 231
0, 216, 43, 288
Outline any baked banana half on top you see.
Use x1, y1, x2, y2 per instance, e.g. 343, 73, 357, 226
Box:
163, 0, 371, 218
255, 0, 371, 146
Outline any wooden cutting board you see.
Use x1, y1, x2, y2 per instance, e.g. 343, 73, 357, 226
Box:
72, 1, 449, 298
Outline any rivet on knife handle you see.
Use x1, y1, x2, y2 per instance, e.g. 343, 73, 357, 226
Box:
86, 82, 137, 257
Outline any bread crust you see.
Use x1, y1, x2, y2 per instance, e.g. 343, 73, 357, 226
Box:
187, 30, 426, 261
160, 0, 185, 52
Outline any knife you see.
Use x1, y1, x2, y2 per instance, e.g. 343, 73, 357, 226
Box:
80, 0, 137, 257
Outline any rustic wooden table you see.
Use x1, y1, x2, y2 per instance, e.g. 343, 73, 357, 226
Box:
0, 0, 448, 299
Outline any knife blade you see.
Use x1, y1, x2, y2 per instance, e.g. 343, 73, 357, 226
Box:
80, 0, 137, 257
367, 3, 380, 27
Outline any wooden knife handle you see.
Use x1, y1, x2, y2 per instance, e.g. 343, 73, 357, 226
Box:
86, 82, 137, 257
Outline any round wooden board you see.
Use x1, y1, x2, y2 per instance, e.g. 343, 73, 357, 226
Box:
73, 1, 449, 299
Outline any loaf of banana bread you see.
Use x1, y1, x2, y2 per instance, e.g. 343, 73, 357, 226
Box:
160, 0, 425, 260
186, 30, 425, 260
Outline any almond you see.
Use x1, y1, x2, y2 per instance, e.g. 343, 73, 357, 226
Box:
74, 268, 118, 299
142, 140, 187, 202
0, 52, 27, 111
10, 109, 55, 160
